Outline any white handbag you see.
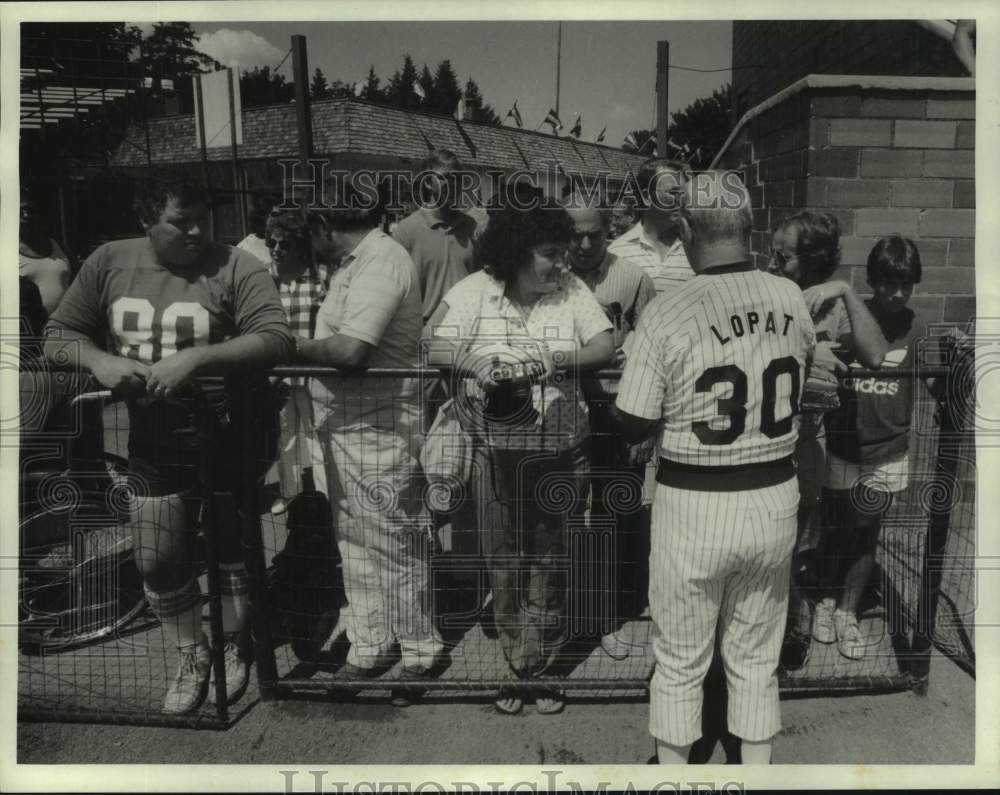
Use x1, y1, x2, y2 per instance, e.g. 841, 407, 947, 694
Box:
420, 399, 473, 508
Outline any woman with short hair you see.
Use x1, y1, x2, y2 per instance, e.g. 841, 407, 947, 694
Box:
427, 192, 615, 714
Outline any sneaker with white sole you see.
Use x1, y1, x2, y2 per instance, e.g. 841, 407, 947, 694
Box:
812, 598, 836, 644
834, 610, 865, 660
600, 629, 631, 660
163, 637, 211, 714
209, 632, 251, 705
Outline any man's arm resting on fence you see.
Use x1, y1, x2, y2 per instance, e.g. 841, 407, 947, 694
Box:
297, 334, 375, 371
144, 332, 294, 397
43, 329, 148, 393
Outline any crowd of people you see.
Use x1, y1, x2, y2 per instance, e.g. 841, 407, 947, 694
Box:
21, 147, 951, 763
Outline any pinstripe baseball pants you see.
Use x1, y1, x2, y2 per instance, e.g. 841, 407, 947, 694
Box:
648, 477, 798, 745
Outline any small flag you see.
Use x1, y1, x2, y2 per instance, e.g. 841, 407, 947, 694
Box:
455, 96, 466, 120
642, 131, 657, 155
354, 82, 363, 97
595, 126, 606, 143
414, 82, 426, 100
623, 131, 638, 149
570, 114, 582, 138
543, 108, 563, 133
506, 100, 523, 128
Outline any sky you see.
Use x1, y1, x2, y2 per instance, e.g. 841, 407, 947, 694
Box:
176, 20, 731, 149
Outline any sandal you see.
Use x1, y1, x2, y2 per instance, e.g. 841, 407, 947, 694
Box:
493, 686, 524, 715
535, 687, 565, 715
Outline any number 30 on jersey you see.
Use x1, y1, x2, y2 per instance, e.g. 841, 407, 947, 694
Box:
111, 297, 211, 362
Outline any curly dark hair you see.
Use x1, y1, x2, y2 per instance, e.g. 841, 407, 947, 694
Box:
775, 210, 841, 287
265, 209, 309, 241
478, 202, 574, 285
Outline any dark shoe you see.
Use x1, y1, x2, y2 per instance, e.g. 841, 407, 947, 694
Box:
780, 631, 810, 672
390, 667, 432, 707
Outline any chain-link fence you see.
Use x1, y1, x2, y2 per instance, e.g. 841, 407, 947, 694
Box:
16, 358, 974, 727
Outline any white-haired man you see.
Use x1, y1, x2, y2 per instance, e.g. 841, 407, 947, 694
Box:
615, 171, 816, 764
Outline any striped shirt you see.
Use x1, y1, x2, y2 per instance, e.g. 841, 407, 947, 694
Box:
607, 221, 693, 295
571, 250, 656, 395
616, 262, 816, 467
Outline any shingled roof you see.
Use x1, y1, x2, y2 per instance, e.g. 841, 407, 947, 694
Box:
111, 96, 645, 179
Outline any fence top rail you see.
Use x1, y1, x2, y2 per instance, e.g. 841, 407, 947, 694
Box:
265, 366, 951, 380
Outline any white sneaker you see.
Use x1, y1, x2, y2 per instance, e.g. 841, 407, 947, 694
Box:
812, 598, 836, 644
834, 610, 865, 660
209, 632, 251, 705
600, 630, 631, 660
163, 637, 211, 714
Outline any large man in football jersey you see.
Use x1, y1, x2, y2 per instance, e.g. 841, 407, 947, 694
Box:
44, 179, 294, 714
615, 172, 815, 764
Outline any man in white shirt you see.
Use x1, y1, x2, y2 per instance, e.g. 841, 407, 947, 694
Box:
299, 179, 444, 703
608, 158, 694, 295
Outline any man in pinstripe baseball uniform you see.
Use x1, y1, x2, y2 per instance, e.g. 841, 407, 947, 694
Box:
615, 171, 816, 764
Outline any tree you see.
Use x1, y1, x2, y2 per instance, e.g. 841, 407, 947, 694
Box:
666, 83, 732, 169
328, 79, 356, 99
140, 22, 218, 94
359, 65, 383, 102
385, 54, 420, 109
463, 78, 501, 125
310, 67, 330, 100
429, 59, 462, 117
240, 65, 294, 107
22, 23, 141, 79
620, 85, 732, 167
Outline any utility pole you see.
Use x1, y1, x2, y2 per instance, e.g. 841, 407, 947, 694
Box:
656, 41, 669, 159
556, 21, 562, 117
291, 35, 314, 205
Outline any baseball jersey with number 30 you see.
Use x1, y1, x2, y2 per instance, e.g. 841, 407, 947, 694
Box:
617, 263, 816, 466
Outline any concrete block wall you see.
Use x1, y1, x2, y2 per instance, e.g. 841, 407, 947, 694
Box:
720, 83, 975, 333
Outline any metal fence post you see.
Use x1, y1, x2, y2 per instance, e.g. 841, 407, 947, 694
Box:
232, 375, 280, 702
197, 392, 230, 723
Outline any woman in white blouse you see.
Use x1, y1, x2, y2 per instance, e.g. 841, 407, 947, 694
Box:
427, 191, 615, 715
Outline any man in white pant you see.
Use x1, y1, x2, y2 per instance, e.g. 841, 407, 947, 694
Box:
298, 178, 444, 704
614, 171, 815, 764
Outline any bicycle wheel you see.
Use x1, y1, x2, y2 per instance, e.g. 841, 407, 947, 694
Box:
19, 454, 148, 654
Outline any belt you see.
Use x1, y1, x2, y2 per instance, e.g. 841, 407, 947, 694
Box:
656, 455, 795, 492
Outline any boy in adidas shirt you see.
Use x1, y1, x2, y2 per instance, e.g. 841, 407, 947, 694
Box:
814, 235, 942, 660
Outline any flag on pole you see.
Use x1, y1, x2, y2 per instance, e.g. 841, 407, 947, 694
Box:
414, 82, 426, 100
623, 131, 638, 150
455, 95, 466, 121
570, 114, 582, 138
543, 108, 563, 134
506, 100, 523, 128
642, 131, 657, 155
595, 126, 606, 143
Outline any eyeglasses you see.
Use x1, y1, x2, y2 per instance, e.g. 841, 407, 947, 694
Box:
770, 249, 797, 268
265, 237, 295, 251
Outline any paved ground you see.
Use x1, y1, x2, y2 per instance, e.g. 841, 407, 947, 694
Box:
18, 647, 973, 766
